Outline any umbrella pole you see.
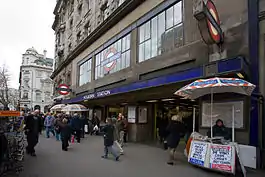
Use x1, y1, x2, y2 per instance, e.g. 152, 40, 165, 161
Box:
210, 89, 213, 138
232, 105, 235, 142
193, 107, 196, 132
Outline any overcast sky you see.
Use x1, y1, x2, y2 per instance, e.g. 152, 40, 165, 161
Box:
0, 0, 56, 89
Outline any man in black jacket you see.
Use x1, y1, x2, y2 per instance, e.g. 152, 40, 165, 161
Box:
24, 109, 42, 156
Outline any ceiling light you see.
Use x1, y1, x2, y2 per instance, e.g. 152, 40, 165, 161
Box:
121, 103, 128, 105
161, 98, 175, 101
146, 100, 158, 103
180, 97, 187, 99
191, 99, 195, 102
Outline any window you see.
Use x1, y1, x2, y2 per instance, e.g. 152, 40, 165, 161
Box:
138, 1, 183, 62
45, 92, 51, 102
79, 59, 92, 86
36, 70, 42, 77
35, 91, 42, 102
95, 33, 131, 80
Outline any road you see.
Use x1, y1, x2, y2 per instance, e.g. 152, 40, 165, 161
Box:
19, 135, 262, 177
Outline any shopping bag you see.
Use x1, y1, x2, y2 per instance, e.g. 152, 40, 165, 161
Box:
71, 135, 75, 143
84, 125, 88, 133
93, 125, 99, 131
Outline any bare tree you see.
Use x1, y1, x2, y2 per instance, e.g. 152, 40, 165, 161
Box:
0, 65, 11, 110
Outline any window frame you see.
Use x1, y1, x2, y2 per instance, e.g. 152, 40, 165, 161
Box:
78, 58, 92, 86
137, 1, 183, 63
94, 33, 131, 80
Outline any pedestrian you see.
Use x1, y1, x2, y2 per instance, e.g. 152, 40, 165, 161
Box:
54, 114, 63, 141
112, 118, 124, 155
44, 112, 55, 138
123, 116, 128, 144
91, 112, 100, 135
101, 118, 120, 161
166, 114, 185, 165
117, 113, 125, 147
70, 113, 82, 143
24, 109, 42, 156
58, 118, 72, 151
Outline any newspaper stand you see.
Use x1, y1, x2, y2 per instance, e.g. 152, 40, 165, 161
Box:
0, 111, 25, 176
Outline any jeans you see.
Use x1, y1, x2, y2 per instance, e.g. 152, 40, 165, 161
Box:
104, 145, 119, 158
46, 126, 54, 138
55, 131, 61, 141
119, 131, 125, 146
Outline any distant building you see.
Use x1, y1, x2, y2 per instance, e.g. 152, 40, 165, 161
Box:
19, 47, 54, 113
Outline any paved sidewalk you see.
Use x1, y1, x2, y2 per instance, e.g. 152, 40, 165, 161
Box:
19, 135, 263, 177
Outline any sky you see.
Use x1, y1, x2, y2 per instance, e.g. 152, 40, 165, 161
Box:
0, 0, 56, 89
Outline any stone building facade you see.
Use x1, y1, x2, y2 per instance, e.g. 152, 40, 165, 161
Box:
51, 0, 263, 166
19, 48, 54, 113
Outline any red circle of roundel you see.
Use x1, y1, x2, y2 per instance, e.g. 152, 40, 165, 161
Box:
58, 84, 69, 95
104, 47, 117, 72
206, 0, 221, 43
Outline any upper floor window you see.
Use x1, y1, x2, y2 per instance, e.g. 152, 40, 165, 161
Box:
79, 59, 92, 86
35, 91, 42, 101
95, 33, 131, 80
138, 1, 183, 63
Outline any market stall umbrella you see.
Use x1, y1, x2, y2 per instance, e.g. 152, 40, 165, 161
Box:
61, 104, 88, 112
50, 104, 67, 111
174, 77, 256, 141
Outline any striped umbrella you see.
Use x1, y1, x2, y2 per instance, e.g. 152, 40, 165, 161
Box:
50, 104, 67, 111
174, 77, 255, 142
174, 77, 255, 99
61, 104, 88, 112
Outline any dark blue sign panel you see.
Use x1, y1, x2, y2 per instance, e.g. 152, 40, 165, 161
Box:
62, 67, 203, 104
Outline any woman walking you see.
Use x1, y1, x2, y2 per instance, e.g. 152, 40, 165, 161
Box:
166, 114, 185, 165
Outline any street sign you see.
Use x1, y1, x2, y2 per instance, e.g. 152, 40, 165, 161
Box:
57, 84, 71, 95
0, 111, 21, 117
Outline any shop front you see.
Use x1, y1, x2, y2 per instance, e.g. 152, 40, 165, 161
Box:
61, 56, 255, 144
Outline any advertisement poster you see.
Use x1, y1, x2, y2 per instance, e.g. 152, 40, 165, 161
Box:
189, 141, 208, 167
210, 145, 233, 172
127, 106, 136, 123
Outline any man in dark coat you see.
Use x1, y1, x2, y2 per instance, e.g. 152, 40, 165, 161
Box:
70, 113, 82, 143
24, 109, 42, 156
208, 119, 231, 140
101, 118, 119, 161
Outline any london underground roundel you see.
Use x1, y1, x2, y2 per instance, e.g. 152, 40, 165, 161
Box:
206, 0, 221, 44
58, 84, 70, 95
104, 48, 118, 72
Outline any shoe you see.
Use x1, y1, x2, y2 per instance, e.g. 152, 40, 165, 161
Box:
120, 152, 124, 155
62, 148, 68, 151
167, 162, 174, 165
115, 156, 120, 161
30, 152, 37, 157
101, 155, 107, 159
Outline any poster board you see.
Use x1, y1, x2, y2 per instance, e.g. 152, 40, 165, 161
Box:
209, 144, 235, 174
188, 141, 236, 174
201, 101, 244, 128
0, 111, 21, 117
188, 140, 209, 167
138, 106, 147, 123
127, 106, 136, 123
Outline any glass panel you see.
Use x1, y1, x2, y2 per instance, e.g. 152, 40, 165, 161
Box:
158, 12, 165, 55
122, 36, 126, 52
166, 6, 174, 30
151, 17, 158, 58
144, 21, 151, 41
126, 34, 131, 50
144, 40, 151, 60
139, 43, 145, 62
117, 39, 122, 52
116, 57, 121, 71
88, 71, 91, 82
121, 53, 126, 69
174, 24, 184, 48
174, 1, 182, 25
125, 50, 130, 68
139, 25, 145, 43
